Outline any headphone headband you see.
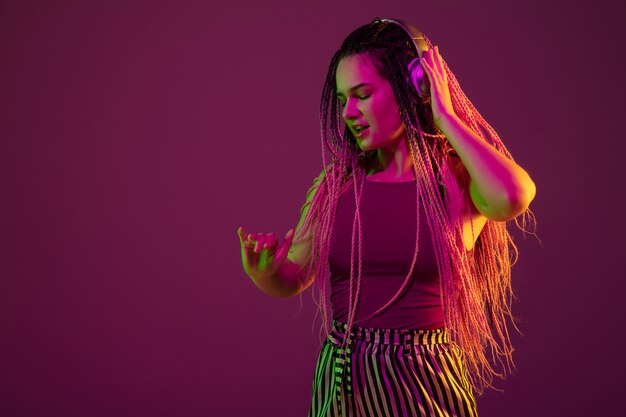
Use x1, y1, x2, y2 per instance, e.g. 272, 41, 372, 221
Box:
377, 17, 431, 98
379, 18, 429, 59
374, 18, 430, 97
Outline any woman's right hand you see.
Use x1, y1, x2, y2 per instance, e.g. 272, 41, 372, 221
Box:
237, 226, 295, 284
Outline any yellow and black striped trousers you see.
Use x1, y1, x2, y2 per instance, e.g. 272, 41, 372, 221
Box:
308, 320, 478, 417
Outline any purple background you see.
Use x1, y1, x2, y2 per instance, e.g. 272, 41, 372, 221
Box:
1, 0, 624, 416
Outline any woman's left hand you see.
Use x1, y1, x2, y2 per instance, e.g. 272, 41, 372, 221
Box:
420, 45, 456, 128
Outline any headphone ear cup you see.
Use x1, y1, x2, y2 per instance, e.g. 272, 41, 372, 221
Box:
408, 57, 430, 98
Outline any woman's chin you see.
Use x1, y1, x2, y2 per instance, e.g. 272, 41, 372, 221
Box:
357, 140, 372, 152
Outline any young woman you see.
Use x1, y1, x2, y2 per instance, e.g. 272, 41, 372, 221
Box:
238, 17, 537, 417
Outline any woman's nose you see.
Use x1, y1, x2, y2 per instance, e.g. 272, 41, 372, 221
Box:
342, 99, 360, 120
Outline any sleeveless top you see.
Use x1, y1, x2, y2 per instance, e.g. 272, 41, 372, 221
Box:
329, 177, 446, 330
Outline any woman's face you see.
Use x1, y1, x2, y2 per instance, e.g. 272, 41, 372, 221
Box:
336, 53, 407, 151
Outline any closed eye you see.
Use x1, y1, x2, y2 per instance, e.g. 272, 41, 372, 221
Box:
337, 94, 370, 106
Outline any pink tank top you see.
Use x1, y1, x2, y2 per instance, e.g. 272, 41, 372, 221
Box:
329, 177, 445, 330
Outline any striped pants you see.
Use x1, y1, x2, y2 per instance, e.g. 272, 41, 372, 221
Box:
308, 320, 478, 417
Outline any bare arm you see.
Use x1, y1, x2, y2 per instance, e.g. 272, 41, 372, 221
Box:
420, 45, 536, 222
238, 168, 325, 298
283, 168, 327, 295
438, 113, 537, 222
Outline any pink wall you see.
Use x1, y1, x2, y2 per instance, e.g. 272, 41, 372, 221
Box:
1, 0, 624, 416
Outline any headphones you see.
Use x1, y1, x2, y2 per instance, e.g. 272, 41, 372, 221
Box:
378, 18, 431, 99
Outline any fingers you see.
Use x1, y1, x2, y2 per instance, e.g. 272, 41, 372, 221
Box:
421, 49, 434, 76
274, 229, 295, 265
256, 233, 280, 253
432, 46, 447, 82
265, 233, 278, 250
420, 55, 432, 76
238, 227, 295, 266
426, 46, 447, 82
421, 46, 449, 95
284, 228, 295, 246
246, 232, 264, 253
238, 226, 257, 271
421, 59, 438, 94
238, 228, 279, 254
237, 226, 245, 244
254, 234, 266, 253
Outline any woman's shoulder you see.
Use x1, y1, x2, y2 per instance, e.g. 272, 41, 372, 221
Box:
312, 164, 331, 187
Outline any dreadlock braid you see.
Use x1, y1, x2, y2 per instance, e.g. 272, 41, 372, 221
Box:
295, 18, 538, 396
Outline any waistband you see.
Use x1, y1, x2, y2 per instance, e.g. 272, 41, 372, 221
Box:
329, 319, 450, 346
327, 320, 450, 403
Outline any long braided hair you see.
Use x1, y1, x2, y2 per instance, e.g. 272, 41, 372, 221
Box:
296, 18, 537, 395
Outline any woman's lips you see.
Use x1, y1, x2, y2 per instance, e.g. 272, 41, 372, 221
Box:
354, 127, 369, 138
